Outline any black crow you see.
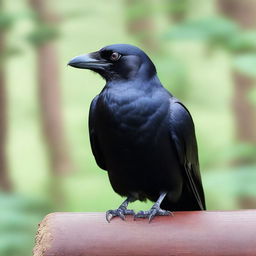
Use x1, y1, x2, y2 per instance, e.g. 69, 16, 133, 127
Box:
68, 44, 206, 222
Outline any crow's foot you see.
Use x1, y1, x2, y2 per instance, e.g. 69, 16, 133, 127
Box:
106, 207, 135, 223
134, 205, 173, 223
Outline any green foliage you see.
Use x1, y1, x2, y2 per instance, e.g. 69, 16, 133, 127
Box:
165, 16, 256, 53
215, 143, 256, 167
204, 165, 256, 210
166, 16, 256, 76
0, 193, 50, 256
166, 0, 189, 14
234, 143, 256, 162
166, 17, 239, 43
165, 0, 189, 21
233, 54, 256, 77
0, 12, 15, 30
234, 166, 256, 197
126, 0, 153, 21
27, 24, 60, 46
228, 31, 256, 52
0, 234, 31, 256
0, 47, 22, 63
0, 11, 33, 31
62, 10, 91, 20
155, 56, 189, 100
248, 86, 256, 105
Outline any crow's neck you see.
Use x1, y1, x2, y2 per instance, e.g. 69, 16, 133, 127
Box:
104, 75, 163, 92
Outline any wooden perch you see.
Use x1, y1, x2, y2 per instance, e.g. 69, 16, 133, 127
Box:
33, 211, 256, 256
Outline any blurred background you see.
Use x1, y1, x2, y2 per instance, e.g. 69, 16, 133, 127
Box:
0, 0, 256, 255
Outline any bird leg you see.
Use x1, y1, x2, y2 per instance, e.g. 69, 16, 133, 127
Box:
134, 192, 173, 222
106, 197, 135, 222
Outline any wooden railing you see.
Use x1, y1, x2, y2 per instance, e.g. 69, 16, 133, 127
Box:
33, 210, 256, 256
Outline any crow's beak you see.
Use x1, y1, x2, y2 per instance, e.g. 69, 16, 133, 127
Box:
68, 52, 110, 70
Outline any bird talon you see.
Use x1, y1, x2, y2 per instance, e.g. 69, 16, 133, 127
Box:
126, 209, 135, 215
134, 207, 172, 222
148, 215, 153, 223
148, 210, 157, 223
134, 211, 149, 220
106, 212, 113, 223
105, 207, 135, 222
119, 212, 125, 221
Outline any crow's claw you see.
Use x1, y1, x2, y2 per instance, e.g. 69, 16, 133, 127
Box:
134, 207, 172, 222
106, 208, 135, 222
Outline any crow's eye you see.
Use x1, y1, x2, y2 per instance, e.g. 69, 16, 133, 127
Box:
110, 52, 121, 61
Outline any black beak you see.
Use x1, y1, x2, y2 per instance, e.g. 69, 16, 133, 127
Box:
68, 52, 110, 70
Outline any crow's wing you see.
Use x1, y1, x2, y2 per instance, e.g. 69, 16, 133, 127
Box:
169, 98, 206, 210
89, 96, 107, 171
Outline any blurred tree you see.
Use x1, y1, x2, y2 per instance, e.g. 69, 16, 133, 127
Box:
29, 0, 72, 177
163, 0, 191, 101
165, 0, 190, 23
166, 7, 256, 163
217, 0, 256, 155
0, 0, 12, 191
125, 0, 159, 52
218, 0, 256, 208
166, 2, 256, 208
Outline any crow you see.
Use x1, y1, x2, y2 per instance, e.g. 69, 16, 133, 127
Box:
68, 44, 206, 222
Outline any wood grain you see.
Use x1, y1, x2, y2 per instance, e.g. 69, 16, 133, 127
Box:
33, 211, 256, 256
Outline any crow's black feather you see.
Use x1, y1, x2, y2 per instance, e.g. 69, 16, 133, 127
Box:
69, 44, 206, 214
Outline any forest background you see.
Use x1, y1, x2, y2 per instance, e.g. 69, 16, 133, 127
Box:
0, 0, 256, 255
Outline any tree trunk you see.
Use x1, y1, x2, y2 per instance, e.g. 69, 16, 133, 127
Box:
0, 0, 12, 191
30, 0, 72, 176
232, 71, 256, 145
36, 42, 71, 175
218, 0, 256, 208
217, 0, 256, 29
218, 0, 256, 150
125, 0, 159, 53
165, 0, 189, 23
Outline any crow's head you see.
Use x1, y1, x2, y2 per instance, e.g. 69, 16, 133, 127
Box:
68, 44, 156, 81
